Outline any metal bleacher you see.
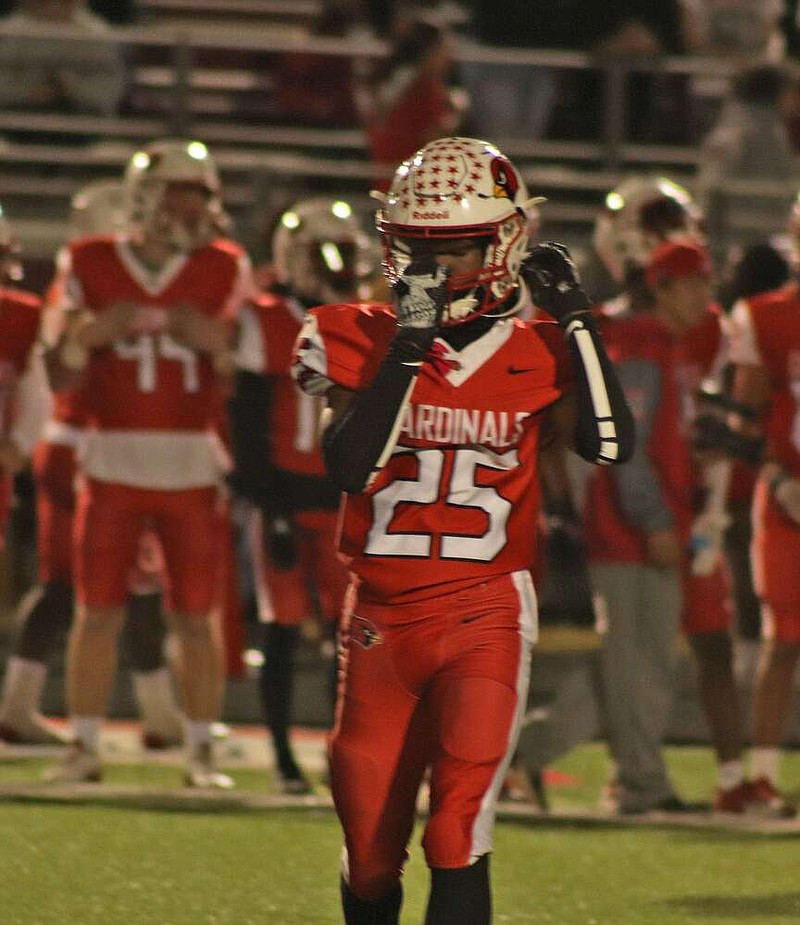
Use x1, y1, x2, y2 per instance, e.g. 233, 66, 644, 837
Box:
0, 3, 796, 278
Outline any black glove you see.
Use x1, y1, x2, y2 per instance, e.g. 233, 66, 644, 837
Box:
392, 260, 450, 330
542, 505, 586, 568
522, 242, 592, 324
265, 515, 297, 571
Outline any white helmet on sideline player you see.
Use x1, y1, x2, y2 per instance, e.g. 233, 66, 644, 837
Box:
272, 196, 375, 304
0, 202, 22, 284
593, 175, 703, 285
123, 138, 229, 252
68, 179, 125, 241
374, 136, 544, 325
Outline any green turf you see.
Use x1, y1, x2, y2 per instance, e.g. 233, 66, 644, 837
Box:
1, 744, 799, 924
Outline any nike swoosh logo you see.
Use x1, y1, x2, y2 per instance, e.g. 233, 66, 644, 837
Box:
508, 366, 535, 375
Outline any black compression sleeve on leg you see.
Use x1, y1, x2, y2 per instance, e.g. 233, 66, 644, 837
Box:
425, 854, 491, 925
564, 313, 634, 466
341, 877, 402, 925
15, 581, 74, 662
322, 327, 436, 493
260, 623, 300, 773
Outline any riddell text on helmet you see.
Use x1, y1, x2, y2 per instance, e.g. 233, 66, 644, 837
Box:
412, 210, 450, 220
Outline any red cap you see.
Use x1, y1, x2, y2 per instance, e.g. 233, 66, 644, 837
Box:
645, 239, 713, 289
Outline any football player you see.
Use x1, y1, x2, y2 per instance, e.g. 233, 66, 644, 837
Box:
292, 137, 634, 925
589, 180, 770, 815
44, 139, 252, 788
0, 179, 185, 750
723, 204, 800, 816
229, 196, 374, 793
0, 204, 50, 559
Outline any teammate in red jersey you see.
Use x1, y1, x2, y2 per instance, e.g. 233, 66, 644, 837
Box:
229, 196, 374, 793
43, 139, 252, 787
643, 241, 760, 815
292, 137, 634, 925
0, 206, 50, 547
0, 181, 185, 749
723, 255, 800, 817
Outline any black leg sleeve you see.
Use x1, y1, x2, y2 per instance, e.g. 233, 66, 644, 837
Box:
425, 854, 491, 925
15, 581, 74, 662
341, 877, 402, 925
260, 623, 300, 773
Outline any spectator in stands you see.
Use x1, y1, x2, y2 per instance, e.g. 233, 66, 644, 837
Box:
361, 17, 467, 190
695, 63, 799, 268
682, 0, 787, 136
461, 0, 583, 143
0, 0, 125, 139
272, 0, 374, 130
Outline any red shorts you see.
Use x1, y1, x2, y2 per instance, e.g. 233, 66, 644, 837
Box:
752, 480, 800, 642
331, 571, 536, 900
74, 478, 218, 613
682, 562, 732, 636
251, 508, 348, 626
32, 441, 77, 584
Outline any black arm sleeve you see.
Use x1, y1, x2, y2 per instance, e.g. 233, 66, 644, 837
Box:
564, 313, 635, 466
322, 327, 435, 494
226, 369, 275, 506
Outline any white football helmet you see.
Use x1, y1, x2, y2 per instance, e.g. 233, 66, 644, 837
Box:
374, 136, 542, 324
593, 175, 704, 285
0, 202, 22, 284
68, 179, 125, 241
272, 196, 375, 303
123, 138, 229, 252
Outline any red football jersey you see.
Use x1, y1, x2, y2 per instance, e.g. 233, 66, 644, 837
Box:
52, 235, 251, 488
675, 306, 724, 429
293, 303, 574, 607
0, 287, 41, 439
729, 285, 800, 477
58, 236, 249, 433
0, 287, 42, 533
237, 293, 327, 477
584, 311, 694, 562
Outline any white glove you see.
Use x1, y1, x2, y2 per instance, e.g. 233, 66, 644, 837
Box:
773, 475, 800, 526
392, 261, 450, 329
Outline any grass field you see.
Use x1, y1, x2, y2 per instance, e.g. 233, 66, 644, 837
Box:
1, 741, 799, 925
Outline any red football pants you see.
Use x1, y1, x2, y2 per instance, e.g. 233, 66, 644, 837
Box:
331, 571, 536, 901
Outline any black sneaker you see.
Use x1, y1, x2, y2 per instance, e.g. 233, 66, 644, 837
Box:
622, 795, 709, 816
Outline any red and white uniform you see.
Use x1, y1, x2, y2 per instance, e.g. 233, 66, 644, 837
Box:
729, 285, 800, 639
237, 293, 347, 627
52, 234, 251, 612
585, 303, 732, 633
0, 288, 44, 542
675, 307, 733, 635
294, 303, 572, 895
